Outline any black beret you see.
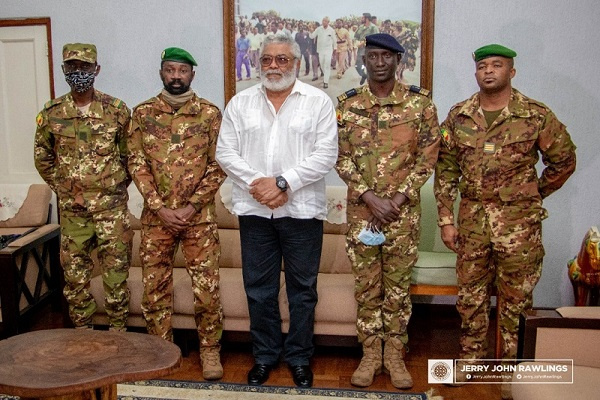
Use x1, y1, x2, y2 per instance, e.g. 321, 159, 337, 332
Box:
365, 33, 405, 54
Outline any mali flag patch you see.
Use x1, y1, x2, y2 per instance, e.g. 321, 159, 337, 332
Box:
440, 128, 451, 147
336, 108, 344, 126
36, 112, 44, 127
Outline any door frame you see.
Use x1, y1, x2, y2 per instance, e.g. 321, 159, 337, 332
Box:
0, 17, 55, 99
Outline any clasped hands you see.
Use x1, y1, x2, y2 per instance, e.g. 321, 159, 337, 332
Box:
249, 177, 288, 209
361, 190, 408, 231
157, 204, 197, 234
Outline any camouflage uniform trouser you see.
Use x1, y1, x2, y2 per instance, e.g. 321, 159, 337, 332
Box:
140, 222, 223, 346
456, 202, 544, 360
60, 205, 132, 328
346, 217, 419, 345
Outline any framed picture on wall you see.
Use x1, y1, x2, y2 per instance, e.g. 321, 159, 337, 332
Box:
223, 0, 435, 104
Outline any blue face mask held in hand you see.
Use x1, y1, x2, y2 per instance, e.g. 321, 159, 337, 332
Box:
357, 225, 385, 246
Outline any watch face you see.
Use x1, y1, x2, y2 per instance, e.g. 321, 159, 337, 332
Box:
276, 177, 287, 190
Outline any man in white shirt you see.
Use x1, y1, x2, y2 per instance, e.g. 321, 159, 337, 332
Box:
248, 27, 264, 77
216, 34, 337, 389
309, 16, 337, 89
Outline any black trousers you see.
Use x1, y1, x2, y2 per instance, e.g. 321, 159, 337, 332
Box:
239, 215, 323, 366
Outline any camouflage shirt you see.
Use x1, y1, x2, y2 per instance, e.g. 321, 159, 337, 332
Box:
34, 90, 131, 212
127, 93, 225, 225
434, 88, 577, 227
336, 83, 441, 219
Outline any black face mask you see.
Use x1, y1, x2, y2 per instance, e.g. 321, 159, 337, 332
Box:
65, 71, 95, 93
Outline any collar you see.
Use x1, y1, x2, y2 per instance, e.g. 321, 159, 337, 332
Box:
63, 90, 104, 119
457, 88, 532, 119
154, 91, 200, 114
258, 78, 305, 98
362, 81, 405, 108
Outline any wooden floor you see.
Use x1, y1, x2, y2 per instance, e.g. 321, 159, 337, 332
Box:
27, 303, 502, 400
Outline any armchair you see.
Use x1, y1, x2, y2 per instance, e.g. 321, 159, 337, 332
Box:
512, 307, 600, 399
0, 184, 61, 338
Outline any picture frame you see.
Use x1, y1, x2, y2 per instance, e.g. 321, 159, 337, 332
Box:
223, 0, 435, 104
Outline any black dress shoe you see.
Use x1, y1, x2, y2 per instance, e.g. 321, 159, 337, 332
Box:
290, 365, 313, 388
248, 364, 273, 386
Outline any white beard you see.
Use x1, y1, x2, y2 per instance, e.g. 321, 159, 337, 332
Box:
261, 64, 297, 92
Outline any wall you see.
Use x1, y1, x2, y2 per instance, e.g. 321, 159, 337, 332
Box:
3, 0, 599, 307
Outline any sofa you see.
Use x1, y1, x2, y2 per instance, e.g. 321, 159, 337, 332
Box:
0, 183, 61, 338
512, 307, 600, 399
89, 181, 458, 338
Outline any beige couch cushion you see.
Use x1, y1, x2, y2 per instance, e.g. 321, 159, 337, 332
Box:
0, 184, 51, 228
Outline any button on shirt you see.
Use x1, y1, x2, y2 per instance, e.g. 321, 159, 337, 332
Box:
216, 79, 338, 220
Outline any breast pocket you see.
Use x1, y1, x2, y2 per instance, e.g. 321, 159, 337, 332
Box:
91, 126, 118, 156
389, 116, 418, 148
289, 111, 313, 135
455, 128, 478, 165
142, 132, 170, 163
241, 110, 261, 134
181, 125, 210, 161
289, 111, 315, 160
499, 131, 537, 172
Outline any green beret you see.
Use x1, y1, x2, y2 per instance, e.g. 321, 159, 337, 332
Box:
161, 47, 197, 66
63, 43, 97, 63
472, 44, 517, 62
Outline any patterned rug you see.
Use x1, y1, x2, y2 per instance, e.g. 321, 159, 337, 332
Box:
117, 380, 429, 400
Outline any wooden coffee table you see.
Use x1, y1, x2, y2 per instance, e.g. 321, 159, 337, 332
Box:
0, 328, 181, 400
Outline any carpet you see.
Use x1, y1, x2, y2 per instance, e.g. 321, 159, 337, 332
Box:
117, 380, 430, 400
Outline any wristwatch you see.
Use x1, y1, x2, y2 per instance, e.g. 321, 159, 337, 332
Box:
275, 176, 288, 192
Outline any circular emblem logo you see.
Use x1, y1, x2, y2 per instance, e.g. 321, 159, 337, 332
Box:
430, 361, 451, 381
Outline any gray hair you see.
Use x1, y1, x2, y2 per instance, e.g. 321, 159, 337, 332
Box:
260, 34, 301, 60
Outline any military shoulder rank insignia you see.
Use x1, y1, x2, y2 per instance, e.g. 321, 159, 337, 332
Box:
337, 88, 360, 103
111, 98, 124, 109
43, 98, 61, 110
409, 85, 430, 97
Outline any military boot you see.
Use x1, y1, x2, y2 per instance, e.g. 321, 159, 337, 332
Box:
351, 336, 383, 387
200, 345, 223, 380
383, 336, 413, 389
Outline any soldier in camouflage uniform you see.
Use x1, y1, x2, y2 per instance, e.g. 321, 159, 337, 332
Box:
434, 44, 576, 398
127, 47, 226, 380
34, 43, 132, 331
353, 13, 380, 85
336, 34, 440, 389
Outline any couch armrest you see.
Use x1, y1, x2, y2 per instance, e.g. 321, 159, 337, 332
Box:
0, 184, 53, 228
518, 309, 600, 367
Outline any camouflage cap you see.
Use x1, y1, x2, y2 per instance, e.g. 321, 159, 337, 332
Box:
472, 44, 517, 62
161, 47, 197, 66
63, 43, 97, 63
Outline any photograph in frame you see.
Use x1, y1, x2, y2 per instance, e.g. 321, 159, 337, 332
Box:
223, 0, 434, 104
